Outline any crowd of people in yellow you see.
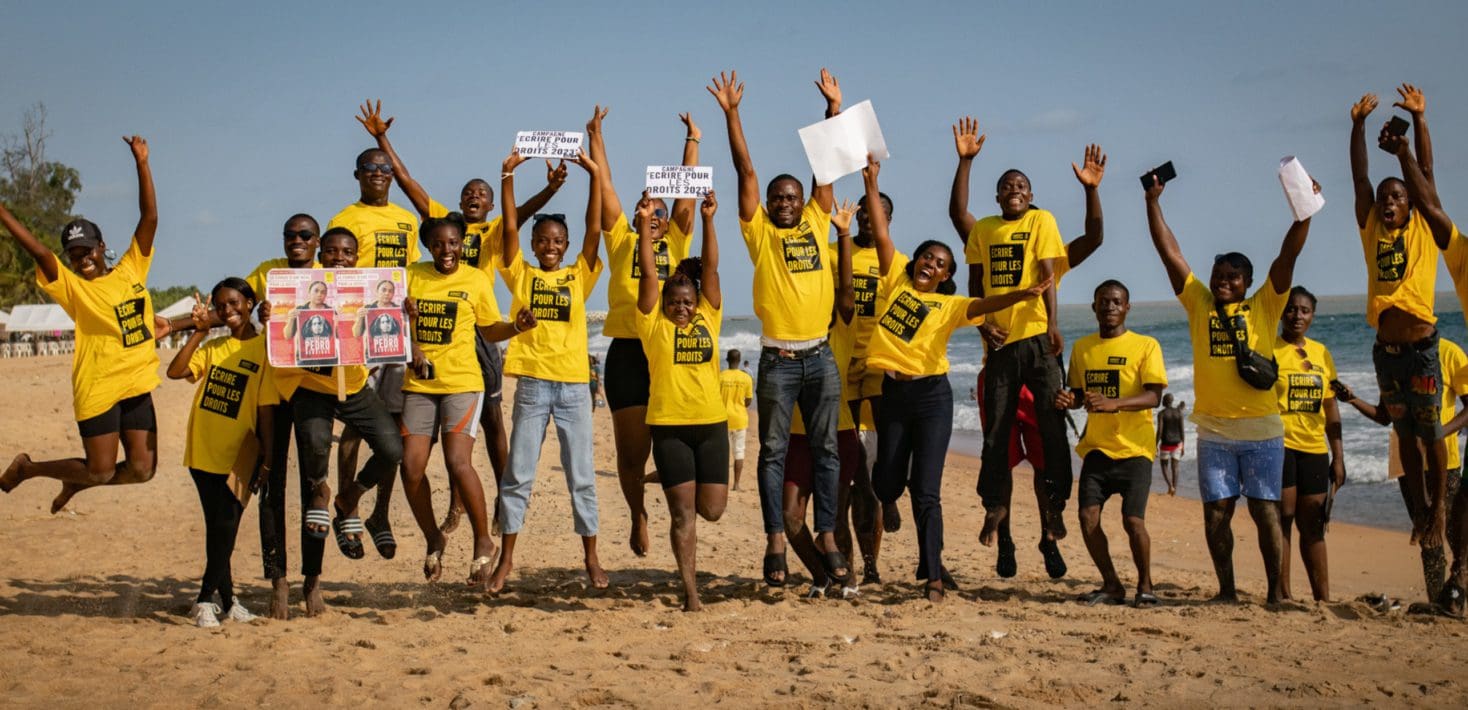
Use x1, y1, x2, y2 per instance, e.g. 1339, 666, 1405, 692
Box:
1, 73, 1464, 625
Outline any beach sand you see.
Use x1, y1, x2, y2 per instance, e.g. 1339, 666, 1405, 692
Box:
2, 352, 1466, 707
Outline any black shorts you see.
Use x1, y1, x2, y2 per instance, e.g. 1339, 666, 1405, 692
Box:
650, 422, 730, 488
475, 331, 505, 403
77, 393, 157, 439
604, 337, 651, 411
1283, 448, 1331, 496
1078, 451, 1152, 519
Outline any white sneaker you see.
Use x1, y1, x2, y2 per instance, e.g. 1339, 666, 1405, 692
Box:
223, 597, 256, 623
191, 602, 221, 628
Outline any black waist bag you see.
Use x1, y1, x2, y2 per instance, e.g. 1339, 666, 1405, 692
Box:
1215, 302, 1278, 390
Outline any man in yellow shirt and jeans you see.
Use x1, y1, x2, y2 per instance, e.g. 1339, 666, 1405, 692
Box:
709, 68, 849, 588
719, 349, 754, 490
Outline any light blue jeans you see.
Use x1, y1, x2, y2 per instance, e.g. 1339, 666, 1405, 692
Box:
500, 376, 598, 536
1196, 434, 1285, 503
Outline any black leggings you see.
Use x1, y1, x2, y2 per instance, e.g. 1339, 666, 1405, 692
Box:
872, 375, 953, 582
651, 422, 731, 488
191, 469, 244, 611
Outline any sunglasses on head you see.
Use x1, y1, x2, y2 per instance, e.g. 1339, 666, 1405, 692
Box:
357, 163, 393, 175
533, 213, 567, 225
283, 230, 316, 241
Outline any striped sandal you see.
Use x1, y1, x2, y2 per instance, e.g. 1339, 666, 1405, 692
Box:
332, 507, 366, 560
303, 508, 331, 540
364, 518, 397, 560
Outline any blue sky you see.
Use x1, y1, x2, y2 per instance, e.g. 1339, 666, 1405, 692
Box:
4, 0, 1466, 314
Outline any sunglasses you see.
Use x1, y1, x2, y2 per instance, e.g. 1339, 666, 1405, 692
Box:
357, 163, 394, 175
533, 213, 567, 225
1294, 346, 1314, 371
651, 208, 668, 219
283, 230, 317, 241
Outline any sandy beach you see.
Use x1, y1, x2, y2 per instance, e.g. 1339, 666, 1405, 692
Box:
2, 352, 1467, 708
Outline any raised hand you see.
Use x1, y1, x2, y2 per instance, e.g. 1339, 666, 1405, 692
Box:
1350, 93, 1378, 123
830, 199, 858, 234
634, 190, 656, 223
1377, 123, 1407, 156
952, 116, 985, 159
189, 291, 211, 331
1393, 83, 1425, 115
356, 99, 393, 137
546, 159, 568, 189
815, 67, 841, 109
573, 150, 599, 175
700, 190, 718, 219
257, 300, 273, 323
503, 149, 529, 175
862, 152, 881, 181
1072, 144, 1107, 188
679, 112, 701, 141
707, 71, 744, 112
1143, 173, 1166, 200
586, 105, 609, 136
123, 135, 149, 162
1026, 274, 1054, 297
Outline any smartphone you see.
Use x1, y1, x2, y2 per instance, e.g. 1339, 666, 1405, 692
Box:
418, 360, 436, 380
1386, 116, 1410, 137
1140, 161, 1177, 189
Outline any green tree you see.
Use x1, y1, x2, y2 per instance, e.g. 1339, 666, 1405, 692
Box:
149, 284, 201, 310
0, 104, 82, 308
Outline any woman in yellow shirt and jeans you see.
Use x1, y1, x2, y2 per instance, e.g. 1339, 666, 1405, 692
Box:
1, 137, 160, 513
861, 157, 1048, 601
634, 191, 726, 611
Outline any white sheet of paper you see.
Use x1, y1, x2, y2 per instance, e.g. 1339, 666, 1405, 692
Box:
645, 165, 713, 199
1278, 156, 1324, 222
798, 100, 890, 186
514, 131, 584, 159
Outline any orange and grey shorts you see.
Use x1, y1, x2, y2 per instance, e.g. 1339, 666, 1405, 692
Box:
402, 391, 485, 440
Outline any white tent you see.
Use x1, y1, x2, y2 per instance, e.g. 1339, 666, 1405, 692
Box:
157, 295, 199, 319
5, 304, 74, 332
0, 309, 8, 326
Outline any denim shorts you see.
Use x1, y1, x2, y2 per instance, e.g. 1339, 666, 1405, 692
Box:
1196, 435, 1285, 502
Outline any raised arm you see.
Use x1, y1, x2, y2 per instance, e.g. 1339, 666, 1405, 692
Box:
0, 201, 59, 282
123, 136, 157, 256
810, 68, 840, 212
830, 198, 857, 323
862, 155, 895, 274
1143, 179, 1191, 295
1268, 208, 1315, 294
575, 151, 603, 268
514, 160, 568, 229
966, 275, 1052, 320
500, 150, 530, 267
166, 302, 214, 381
700, 190, 721, 311
1067, 144, 1107, 268
1380, 126, 1454, 248
707, 71, 757, 221
949, 116, 984, 239
1393, 83, 1433, 184
1349, 93, 1378, 229
356, 99, 431, 217
585, 105, 621, 229
635, 193, 660, 315
671, 113, 701, 235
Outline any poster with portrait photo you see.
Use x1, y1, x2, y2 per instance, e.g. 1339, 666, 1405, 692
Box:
295, 308, 338, 365
362, 307, 407, 364
265, 267, 408, 368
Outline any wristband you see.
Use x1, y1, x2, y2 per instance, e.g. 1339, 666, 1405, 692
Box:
686, 137, 700, 143
512, 319, 523, 333
835, 232, 850, 239
501, 172, 514, 178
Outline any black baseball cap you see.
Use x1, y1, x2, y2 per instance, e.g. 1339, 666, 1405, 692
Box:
60, 218, 102, 250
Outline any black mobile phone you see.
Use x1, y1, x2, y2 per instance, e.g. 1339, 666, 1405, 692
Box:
418, 360, 436, 380
1140, 161, 1177, 189
1386, 115, 1410, 137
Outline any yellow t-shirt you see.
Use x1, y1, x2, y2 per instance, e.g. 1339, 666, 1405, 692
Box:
1359, 206, 1440, 328
962, 208, 1064, 345
245, 258, 319, 304
603, 213, 692, 340
427, 199, 504, 281
793, 315, 857, 433
405, 262, 503, 395
636, 296, 725, 426
503, 256, 602, 383
1439, 227, 1468, 331
184, 335, 280, 475
865, 268, 982, 377
327, 201, 421, 268
1179, 273, 1289, 420
1273, 337, 1337, 455
846, 242, 908, 359
275, 362, 368, 399
719, 368, 754, 430
1067, 330, 1168, 461
740, 200, 834, 341
37, 240, 161, 421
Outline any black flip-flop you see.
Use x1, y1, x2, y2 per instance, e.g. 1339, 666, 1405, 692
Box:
365, 518, 396, 560
1133, 592, 1162, 608
1039, 538, 1067, 579
332, 506, 366, 560
996, 534, 1017, 579
1078, 589, 1126, 606
762, 552, 788, 588
821, 550, 853, 588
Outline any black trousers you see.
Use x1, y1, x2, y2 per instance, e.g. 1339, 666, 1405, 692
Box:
191, 469, 243, 610
977, 334, 1072, 512
259, 397, 295, 579
872, 375, 953, 582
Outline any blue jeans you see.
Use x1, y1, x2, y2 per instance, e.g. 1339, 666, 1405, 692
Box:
755, 344, 841, 534
500, 376, 598, 536
1196, 435, 1285, 503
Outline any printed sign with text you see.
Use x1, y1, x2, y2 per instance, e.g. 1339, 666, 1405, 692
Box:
514, 131, 584, 159
644, 165, 713, 199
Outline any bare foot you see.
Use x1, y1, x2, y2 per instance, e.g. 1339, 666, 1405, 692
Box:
1040, 500, 1068, 541
268, 578, 290, 620
486, 556, 514, 594
423, 534, 447, 582
882, 502, 902, 533
1, 453, 30, 493
629, 511, 650, 557
926, 581, 945, 603
439, 505, 462, 536
468, 538, 499, 591
50, 481, 90, 514
585, 556, 610, 589
1207, 590, 1240, 604
1167, 488, 1176, 497
303, 576, 326, 617
979, 506, 1008, 547
683, 595, 703, 612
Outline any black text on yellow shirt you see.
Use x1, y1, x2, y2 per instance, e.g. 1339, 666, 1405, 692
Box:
783, 229, 823, 273
373, 223, 415, 267
414, 298, 460, 345
631, 239, 672, 280
199, 358, 260, 419
1286, 373, 1324, 413
530, 275, 573, 322
673, 320, 715, 365
879, 291, 934, 343
1376, 235, 1406, 283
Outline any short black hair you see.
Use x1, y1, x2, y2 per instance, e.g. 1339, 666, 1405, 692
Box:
1094, 279, 1130, 301
996, 169, 1030, 192
1213, 252, 1254, 282
662, 257, 704, 303
766, 174, 803, 194
321, 226, 358, 246
283, 213, 319, 232
858, 192, 894, 218
905, 240, 958, 296
462, 178, 493, 194
1289, 285, 1317, 308
212, 276, 256, 305
727, 348, 740, 363
421, 212, 467, 247
355, 148, 389, 168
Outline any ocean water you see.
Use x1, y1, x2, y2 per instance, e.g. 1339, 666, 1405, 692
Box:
594, 293, 1468, 531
